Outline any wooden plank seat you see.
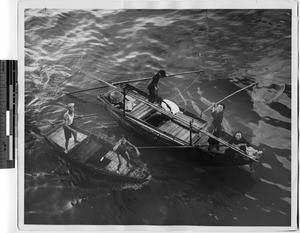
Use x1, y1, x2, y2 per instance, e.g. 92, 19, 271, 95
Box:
131, 103, 156, 119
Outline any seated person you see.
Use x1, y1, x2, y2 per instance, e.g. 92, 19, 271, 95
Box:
225, 131, 263, 159
228, 131, 250, 152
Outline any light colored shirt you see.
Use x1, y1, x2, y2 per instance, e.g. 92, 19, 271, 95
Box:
64, 111, 74, 125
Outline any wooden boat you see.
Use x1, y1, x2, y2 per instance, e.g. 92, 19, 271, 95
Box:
97, 83, 262, 167
43, 123, 151, 183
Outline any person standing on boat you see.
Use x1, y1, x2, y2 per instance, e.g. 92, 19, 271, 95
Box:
113, 134, 140, 171
63, 103, 78, 153
208, 103, 225, 151
147, 70, 167, 103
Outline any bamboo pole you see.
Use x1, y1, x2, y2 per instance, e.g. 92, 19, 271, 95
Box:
137, 145, 227, 149
137, 146, 198, 149
203, 82, 258, 113
86, 116, 97, 144
66, 68, 204, 95
51, 113, 97, 125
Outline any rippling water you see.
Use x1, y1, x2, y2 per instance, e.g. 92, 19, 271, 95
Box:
24, 9, 292, 225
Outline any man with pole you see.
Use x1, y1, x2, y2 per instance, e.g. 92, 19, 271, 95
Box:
147, 70, 167, 103
208, 103, 225, 151
63, 103, 79, 153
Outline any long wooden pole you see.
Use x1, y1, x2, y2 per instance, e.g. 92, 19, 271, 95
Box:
86, 116, 97, 144
167, 70, 204, 77
66, 68, 204, 95
51, 113, 97, 125
137, 144, 229, 149
137, 146, 198, 149
203, 82, 257, 113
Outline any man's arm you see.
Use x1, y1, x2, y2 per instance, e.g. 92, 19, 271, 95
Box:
126, 141, 140, 157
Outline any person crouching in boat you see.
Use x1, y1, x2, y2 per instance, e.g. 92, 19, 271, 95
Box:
228, 131, 250, 152
63, 103, 79, 153
113, 134, 140, 172
208, 103, 225, 151
147, 70, 167, 103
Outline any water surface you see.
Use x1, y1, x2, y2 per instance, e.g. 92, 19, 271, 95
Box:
24, 9, 292, 226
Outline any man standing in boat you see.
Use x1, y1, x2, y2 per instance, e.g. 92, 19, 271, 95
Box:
63, 103, 79, 153
147, 70, 167, 103
208, 103, 225, 151
113, 134, 140, 172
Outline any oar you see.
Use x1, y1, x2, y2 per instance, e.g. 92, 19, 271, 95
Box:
66, 68, 204, 95
203, 82, 258, 113
167, 70, 204, 77
51, 113, 97, 125
76, 68, 120, 89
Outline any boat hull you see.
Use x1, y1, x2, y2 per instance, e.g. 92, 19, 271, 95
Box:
43, 124, 151, 183
100, 101, 254, 167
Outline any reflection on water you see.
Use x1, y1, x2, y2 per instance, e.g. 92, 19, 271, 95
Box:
24, 9, 291, 225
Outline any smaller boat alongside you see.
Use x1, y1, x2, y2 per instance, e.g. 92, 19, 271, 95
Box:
43, 123, 151, 184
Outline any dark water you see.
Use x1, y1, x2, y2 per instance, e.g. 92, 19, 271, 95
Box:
24, 9, 292, 226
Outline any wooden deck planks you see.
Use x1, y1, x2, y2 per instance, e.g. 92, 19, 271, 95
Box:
175, 112, 205, 130
182, 132, 196, 143
104, 150, 131, 175
169, 125, 185, 136
104, 150, 116, 160
138, 107, 155, 119
131, 102, 144, 112
131, 103, 149, 117
158, 121, 173, 131
175, 128, 189, 139
160, 121, 180, 134
49, 127, 87, 151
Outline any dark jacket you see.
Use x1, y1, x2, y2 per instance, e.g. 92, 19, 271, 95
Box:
229, 136, 250, 152
211, 111, 223, 133
147, 73, 161, 90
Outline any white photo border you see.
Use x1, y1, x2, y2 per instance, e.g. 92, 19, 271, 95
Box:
18, 0, 298, 231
